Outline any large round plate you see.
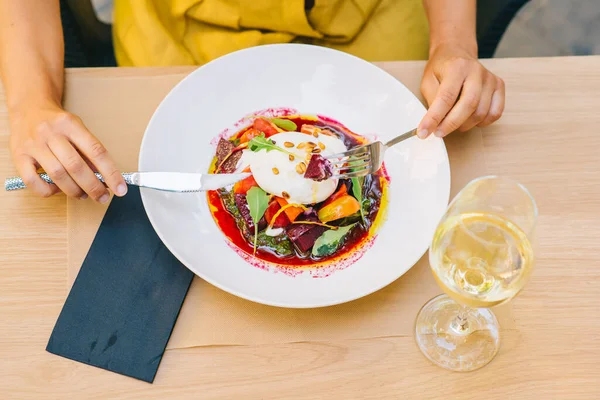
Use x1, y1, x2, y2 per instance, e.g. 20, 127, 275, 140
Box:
139, 44, 450, 308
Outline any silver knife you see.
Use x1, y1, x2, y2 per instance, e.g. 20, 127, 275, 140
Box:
4, 172, 251, 192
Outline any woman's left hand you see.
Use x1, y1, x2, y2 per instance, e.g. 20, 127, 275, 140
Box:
417, 42, 505, 139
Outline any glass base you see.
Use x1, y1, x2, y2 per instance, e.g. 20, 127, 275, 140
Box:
415, 294, 500, 372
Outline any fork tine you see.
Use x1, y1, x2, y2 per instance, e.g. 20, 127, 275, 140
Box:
326, 142, 376, 179
334, 168, 371, 180
328, 153, 371, 168
332, 162, 372, 177
326, 144, 370, 160
332, 159, 371, 174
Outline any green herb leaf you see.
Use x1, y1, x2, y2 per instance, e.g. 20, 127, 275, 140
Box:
270, 117, 297, 131
246, 186, 270, 254
248, 135, 296, 157
312, 224, 356, 257
247, 186, 269, 224
351, 177, 366, 223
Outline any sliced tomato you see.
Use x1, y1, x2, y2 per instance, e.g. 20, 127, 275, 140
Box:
233, 174, 258, 195
253, 118, 279, 137
264, 200, 290, 228
275, 197, 304, 222
239, 128, 261, 144
322, 184, 347, 207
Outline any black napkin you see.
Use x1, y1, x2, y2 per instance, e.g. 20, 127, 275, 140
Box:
46, 187, 194, 383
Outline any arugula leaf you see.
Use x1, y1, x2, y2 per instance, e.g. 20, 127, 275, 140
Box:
248, 135, 296, 157
351, 177, 366, 223
312, 224, 356, 257
246, 186, 270, 254
270, 117, 297, 131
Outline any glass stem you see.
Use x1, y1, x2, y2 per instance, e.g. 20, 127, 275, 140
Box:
450, 304, 471, 335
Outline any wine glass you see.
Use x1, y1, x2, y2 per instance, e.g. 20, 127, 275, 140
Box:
415, 176, 537, 372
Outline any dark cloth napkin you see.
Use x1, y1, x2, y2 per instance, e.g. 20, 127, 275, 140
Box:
46, 187, 194, 383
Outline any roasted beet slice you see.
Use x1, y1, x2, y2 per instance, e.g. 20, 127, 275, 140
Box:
286, 223, 314, 241
258, 216, 267, 231
286, 210, 317, 241
294, 226, 328, 253
234, 194, 253, 230
304, 154, 333, 182
234, 194, 266, 231
285, 208, 327, 252
215, 138, 243, 173
297, 208, 319, 223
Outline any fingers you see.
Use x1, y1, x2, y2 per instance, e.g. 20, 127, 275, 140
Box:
31, 145, 85, 199
435, 72, 484, 137
418, 67, 466, 139
420, 73, 440, 110
59, 115, 127, 197
47, 136, 110, 202
14, 155, 60, 198
418, 74, 438, 139
458, 75, 495, 132
10, 109, 126, 201
479, 78, 506, 127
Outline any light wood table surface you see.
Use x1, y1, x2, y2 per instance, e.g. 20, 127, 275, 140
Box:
1, 56, 599, 399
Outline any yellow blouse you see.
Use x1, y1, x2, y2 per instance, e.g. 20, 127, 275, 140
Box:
113, 0, 429, 66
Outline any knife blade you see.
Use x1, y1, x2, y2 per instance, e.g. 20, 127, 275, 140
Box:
133, 172, 251, 192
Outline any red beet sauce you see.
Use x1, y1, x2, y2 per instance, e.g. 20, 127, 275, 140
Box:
207, 116, 385, 268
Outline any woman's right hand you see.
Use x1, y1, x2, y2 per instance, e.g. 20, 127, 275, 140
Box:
9, 103, 127, 202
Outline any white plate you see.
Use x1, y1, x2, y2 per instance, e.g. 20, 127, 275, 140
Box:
139, 44, 450, 308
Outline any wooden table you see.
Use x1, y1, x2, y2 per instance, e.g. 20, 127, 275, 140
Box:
1, 56, 599, 399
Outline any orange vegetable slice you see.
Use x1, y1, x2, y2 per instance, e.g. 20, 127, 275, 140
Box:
264, 200, 290, 228
317, 195, 360, 223
239, 128, 262, 144
233, 174, 258, 195
322, 184, 347, 207
275, 197, 305, 222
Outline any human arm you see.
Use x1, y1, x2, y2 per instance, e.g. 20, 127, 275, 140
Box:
0, 0, 126, 201
418, 0, 505, 138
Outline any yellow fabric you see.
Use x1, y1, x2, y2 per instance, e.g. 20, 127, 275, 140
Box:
113, 0, 429, 67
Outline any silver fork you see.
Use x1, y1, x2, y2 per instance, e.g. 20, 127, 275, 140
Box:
326, 128, 417, 179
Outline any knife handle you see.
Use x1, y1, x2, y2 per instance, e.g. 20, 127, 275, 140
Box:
4, 172, 136, 191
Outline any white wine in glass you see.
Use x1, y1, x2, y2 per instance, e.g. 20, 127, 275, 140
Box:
415, 176, 537, 372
